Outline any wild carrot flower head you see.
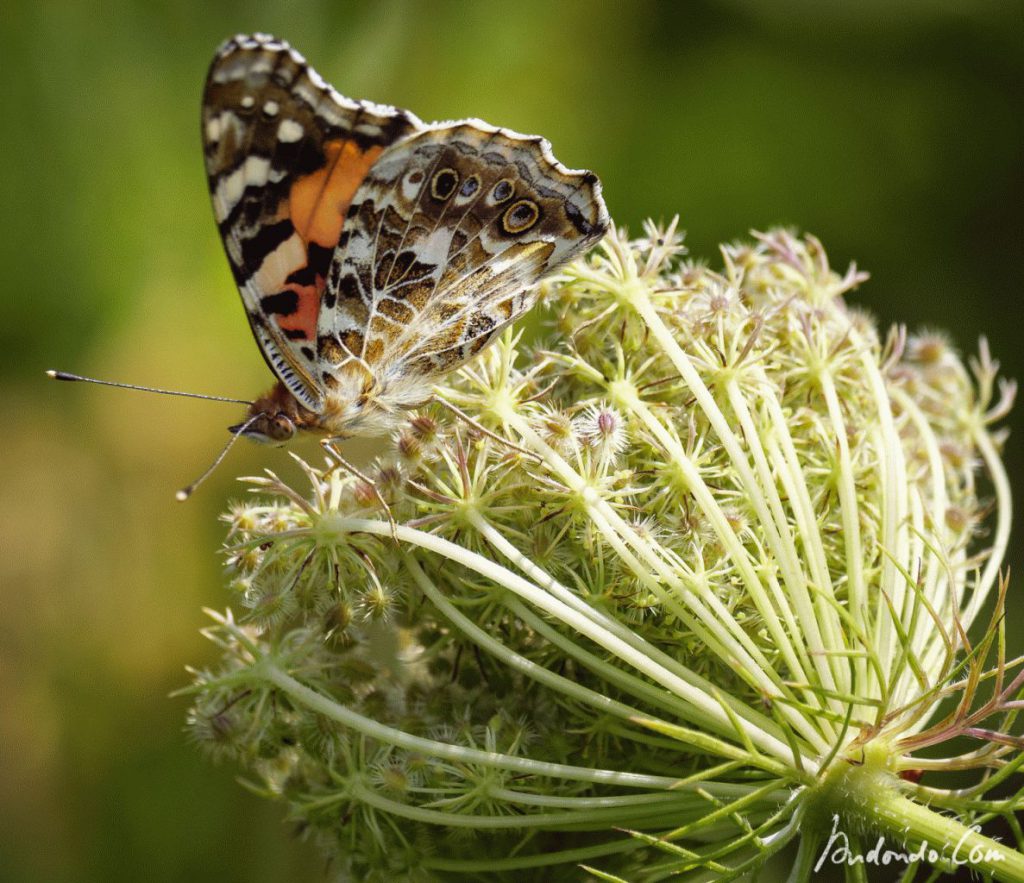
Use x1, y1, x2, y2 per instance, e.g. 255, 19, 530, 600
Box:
186, 222, 1020, 881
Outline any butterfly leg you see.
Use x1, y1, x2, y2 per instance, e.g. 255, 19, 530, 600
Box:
434, 396, 542, 464
319, 438, 400, 542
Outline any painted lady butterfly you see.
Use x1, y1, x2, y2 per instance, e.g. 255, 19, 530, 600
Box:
51, 34, 608, 499
204, 33, 609, 446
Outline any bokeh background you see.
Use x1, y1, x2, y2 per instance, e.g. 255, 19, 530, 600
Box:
3, 1, 1022, 880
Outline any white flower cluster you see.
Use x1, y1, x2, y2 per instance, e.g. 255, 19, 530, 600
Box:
187, 223, 1019, 881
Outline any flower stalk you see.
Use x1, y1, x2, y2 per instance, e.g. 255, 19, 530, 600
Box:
185, 222, 1021, 880
809, 743, 1024, 881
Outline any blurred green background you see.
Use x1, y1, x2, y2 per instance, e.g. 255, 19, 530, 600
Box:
3, 1, 1022, 880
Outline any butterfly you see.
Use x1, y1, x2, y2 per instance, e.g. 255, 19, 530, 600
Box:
203, 33, 609, 448
49, 33, 609, 501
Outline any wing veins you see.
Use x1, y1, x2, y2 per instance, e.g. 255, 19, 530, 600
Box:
381, 173, 591, 368
359, 145, 447, 361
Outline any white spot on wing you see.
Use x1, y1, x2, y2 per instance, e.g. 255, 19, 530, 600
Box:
418, 228, 455, 266
254, 232, 307, 293
277, 119, 303, 143
205, 116, 223, 142
214, 155, 271, 221
205, 110, 240, 147
401, 172, 422, 202
354, 123, 384, 139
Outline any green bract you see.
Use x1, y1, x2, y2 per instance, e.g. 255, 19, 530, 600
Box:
185, 223, 1022, 881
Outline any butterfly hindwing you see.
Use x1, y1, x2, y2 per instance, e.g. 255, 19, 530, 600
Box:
316, 122, 609, 398
202, 34, 422, 411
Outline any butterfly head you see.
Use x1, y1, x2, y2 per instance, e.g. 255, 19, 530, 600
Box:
231, 381, 306, 446
229, 410, 296, 445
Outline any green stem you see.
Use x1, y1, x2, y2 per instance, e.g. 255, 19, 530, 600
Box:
817, 760, 1024, 882
322, 515, 802, 762
260, 660, 697, 791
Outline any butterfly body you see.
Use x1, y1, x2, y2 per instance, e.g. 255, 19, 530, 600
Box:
203, 34, 608, 445
238, 368, 430, 445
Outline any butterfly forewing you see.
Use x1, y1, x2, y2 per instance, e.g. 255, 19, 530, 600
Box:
202, 34, 422, 412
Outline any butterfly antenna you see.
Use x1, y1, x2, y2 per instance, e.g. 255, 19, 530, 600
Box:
47, 370, 252, 406
176, 413, 262, 502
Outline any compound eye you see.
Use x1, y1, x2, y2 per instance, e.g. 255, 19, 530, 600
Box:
270, 414, 296, 442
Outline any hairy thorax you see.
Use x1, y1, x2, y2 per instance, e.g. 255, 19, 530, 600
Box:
241, 369, 426, 444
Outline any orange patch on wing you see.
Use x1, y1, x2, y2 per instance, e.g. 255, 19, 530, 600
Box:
275, 282, 320, 340
290, 139, 383, 248
277, 140, 382, 344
